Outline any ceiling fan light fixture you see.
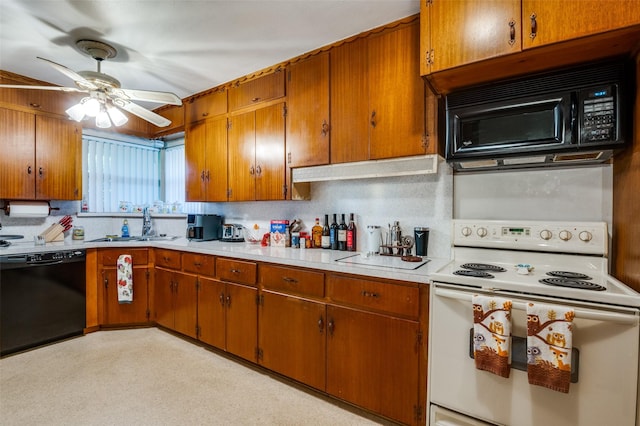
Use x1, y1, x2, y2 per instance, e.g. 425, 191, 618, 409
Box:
82, 97, 101, 117
65, 103, 86, 122
95, 108, 112, 128
107, 105, 128, 127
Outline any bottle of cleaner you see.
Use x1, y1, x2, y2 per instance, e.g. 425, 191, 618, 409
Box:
121, 219, 130, 238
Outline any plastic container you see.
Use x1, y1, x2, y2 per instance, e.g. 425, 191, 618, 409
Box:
121, 220, 130, 238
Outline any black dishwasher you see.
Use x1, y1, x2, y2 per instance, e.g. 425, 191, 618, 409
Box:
1, 249, 86, 356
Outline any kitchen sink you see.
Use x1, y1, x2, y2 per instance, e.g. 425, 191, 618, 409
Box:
87, 235, 179, 243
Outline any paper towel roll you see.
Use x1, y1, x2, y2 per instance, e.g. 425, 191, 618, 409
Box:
6, 201, 50, 217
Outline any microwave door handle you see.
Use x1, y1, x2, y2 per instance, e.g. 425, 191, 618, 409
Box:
570, 94, 578, 136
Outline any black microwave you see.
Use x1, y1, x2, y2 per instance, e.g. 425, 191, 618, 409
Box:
444, 60, 633, 171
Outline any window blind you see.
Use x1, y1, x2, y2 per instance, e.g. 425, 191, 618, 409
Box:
83, 136, 160, 212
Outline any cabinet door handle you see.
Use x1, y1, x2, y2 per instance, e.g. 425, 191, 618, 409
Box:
226, 295, 231, 307
318, 317, 324, 334
251, 97, 261, 103
328, 318, 335, 337
249, 165, 255, 175
39, 167, 43, 178
255, 165, 261, 176
104, 277, 109, 288
508, 20, 516, 45
219, 293, 225, 306
27, 165, 32, 175
529, 13, 537, 40
370, 110, 377, 128
200, 170, 205, 182
321, 120, 329, 137
205, 170, 210, 181
361, 290, 380, 298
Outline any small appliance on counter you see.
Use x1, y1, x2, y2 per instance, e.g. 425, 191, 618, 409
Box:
222, 223, 244, 242
186, 214, 223, 241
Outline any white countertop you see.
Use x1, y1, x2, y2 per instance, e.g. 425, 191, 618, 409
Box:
0, 238, 450, 284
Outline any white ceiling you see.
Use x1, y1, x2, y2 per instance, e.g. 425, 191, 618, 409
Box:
0, 0, 419, 103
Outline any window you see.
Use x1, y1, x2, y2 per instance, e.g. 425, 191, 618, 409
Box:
82, 135, 161, 213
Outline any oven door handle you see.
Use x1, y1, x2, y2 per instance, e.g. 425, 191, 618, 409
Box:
434, 287, 639, 325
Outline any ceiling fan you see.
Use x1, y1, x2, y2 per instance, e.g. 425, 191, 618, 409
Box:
0, 39, 182, 128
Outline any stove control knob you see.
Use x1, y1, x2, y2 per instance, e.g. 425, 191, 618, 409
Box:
477, 227, 488, 238
461, 226, 472, 237
579, 231, 593, 242
540, 229, 552, 240
559, 230, 572, 241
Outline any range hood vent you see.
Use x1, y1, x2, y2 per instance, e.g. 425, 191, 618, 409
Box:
292, 155, 439, 183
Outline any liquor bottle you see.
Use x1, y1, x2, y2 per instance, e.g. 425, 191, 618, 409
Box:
346, 213, 357, 251
338, 214, 347, 251
321, 214, 331, 249
312, 217, 323, 248
330, 214, 339, 250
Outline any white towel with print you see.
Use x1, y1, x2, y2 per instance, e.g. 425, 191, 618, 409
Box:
117, 254, 133, 304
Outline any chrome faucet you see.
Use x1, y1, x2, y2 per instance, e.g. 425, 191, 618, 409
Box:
142, 207, 153, 237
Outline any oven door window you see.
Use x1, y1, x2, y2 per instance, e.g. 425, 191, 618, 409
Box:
449, 93, 573, 157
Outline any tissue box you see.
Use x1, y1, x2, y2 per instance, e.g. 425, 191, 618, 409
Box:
270, 220, 290, 247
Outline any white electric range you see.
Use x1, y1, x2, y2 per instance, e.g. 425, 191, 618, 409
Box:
428, 219, 640, 426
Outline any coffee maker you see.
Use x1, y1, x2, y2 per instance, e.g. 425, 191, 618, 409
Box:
186, 214, 223, 241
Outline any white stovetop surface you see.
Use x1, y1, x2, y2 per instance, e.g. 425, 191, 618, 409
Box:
431, 247, 640, 308
0, 237, 450, 284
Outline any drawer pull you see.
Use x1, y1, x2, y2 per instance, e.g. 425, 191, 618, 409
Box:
282, 276, 298, 284
230, 269, 241, 274
361, 290, 380, 298
193, 262, 202, 267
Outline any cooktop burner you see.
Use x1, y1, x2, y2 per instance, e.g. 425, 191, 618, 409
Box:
539, 277, 606, 291
454, 270, 495, 279
547, 271, 593, 280
460, 263, 506, 273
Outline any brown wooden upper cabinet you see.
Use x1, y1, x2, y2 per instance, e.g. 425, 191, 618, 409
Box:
421, 0, 640, 75
185, 89, 227, 124
285, 52, 330, 168
0, 108, 81, 200
331, 20, 430, 163
185, 116, 228, 202
227, 71, 286, 112
227, 102, 286, 201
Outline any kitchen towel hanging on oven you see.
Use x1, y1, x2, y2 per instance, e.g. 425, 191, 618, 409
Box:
117, 254, 133, 304
527, 302, 575, 393
472, 295, 512, 378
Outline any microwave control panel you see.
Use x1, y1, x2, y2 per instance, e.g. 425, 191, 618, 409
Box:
581, 85, 617, 143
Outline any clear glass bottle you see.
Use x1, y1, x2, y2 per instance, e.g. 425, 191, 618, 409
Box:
312, 217, 323, 248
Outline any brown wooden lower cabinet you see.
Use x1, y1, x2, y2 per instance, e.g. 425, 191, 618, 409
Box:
258, 291, 326, 390
102, 268, 150, 325
326, 305, 421, 425
198, 276, 258, 362
154, 267, 198, 338
98, 248, 150, 326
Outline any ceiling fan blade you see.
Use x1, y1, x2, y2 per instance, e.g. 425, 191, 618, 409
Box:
113, 99, 171, 127
0, 84, 86, 93
107, 87, 182, 105
37, 57, 99, 90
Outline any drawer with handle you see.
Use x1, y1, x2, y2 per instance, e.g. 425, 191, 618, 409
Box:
259, 264, 324, 298
216, 257, 257, 285
155, 248, 182, 270
182, 252, 215, 276
326, 274, 419, 319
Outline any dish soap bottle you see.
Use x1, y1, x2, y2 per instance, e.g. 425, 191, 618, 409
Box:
121, 219, 130, 238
